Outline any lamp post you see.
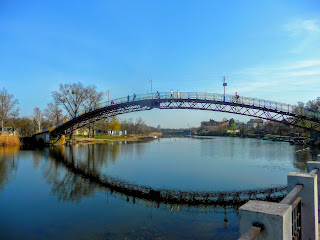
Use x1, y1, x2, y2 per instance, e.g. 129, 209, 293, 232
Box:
149, 79, 152, 99
106, 90, 109, 102
223, 76, 227, 101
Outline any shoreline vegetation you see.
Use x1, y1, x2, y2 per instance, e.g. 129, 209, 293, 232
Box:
70, 132, 162, 144
0, 136, 20, 146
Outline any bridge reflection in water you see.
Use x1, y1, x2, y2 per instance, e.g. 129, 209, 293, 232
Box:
43, 144, 242, 231
47, 145, 287, 206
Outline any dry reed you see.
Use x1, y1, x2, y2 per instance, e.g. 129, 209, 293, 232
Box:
0, 135, 20, 146
149, 132, 162, 137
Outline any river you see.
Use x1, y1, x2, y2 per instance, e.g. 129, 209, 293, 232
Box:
0, 137, 317, 239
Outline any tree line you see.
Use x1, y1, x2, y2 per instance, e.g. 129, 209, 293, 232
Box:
0, 83, 157, 137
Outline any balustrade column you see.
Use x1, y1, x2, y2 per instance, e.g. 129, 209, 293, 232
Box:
287, 172, 319, 240
239, 201, 292, 240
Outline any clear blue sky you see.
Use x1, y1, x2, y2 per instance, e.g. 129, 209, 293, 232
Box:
1, 1, 320, 128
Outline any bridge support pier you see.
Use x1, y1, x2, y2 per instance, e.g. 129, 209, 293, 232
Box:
34, 131, 50, 145
51, 134, 65, 145
34, 131, 65, 145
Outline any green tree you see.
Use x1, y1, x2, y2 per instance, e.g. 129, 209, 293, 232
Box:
16, 117, 34, 137
108, 118, 121, 132
228, 118, 236, 130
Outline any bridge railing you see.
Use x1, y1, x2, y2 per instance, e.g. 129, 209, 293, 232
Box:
45, 92, 320, 134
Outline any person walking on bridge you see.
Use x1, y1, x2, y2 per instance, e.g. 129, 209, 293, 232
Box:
234, 92, 240, 103
133, 93, 136, 101
157, 91, 160, 99
177, 90, 180, 99
171, 89, 173, 99
127, 94, 130, 102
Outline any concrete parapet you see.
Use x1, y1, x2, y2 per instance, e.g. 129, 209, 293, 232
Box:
239, 200, 292, 240
287, 172, 319, 240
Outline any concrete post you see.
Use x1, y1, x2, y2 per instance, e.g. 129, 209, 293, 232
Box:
287, 172, 319, 240
318, 154, 320, 162
307, 161, 320, 197
239, 200, 292, 240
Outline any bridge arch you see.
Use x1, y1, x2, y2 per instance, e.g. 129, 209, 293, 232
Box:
49, 92, 320, 138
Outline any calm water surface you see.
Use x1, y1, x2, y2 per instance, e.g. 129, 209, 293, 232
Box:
0, 137, 317, 239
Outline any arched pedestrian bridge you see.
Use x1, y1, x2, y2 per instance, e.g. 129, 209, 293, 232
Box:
35, 92, 320, 143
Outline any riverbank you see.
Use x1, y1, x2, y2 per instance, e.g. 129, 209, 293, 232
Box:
70, 132, 162, 144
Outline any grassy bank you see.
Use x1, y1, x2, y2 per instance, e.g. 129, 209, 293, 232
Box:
0, 136, 20, 146
72, 132, 162, 144
94, 135, 130, 140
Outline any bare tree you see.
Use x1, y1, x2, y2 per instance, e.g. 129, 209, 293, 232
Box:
82, 85, 104, 137
44, 102, 63, 126
135, 117, 150, 134
306, 97, 320, 112
82, 85, 104, 109
33, 107, 42, 131
52, 82, 91, 139
52, 82, 88, 118
297, 102, 305, 115
0, 88, 19, 130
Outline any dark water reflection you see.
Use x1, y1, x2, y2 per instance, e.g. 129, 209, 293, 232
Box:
0, 137, 317, 240
0, 146, 19, 191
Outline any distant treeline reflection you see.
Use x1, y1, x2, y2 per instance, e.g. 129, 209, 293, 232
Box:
47, 145, 287, 208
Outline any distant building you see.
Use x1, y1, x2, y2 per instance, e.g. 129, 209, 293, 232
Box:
0, 127, 18, 136
75, 128, 127, 136
247, 119, 263, 128
201, 119, 229, 127
74, 128, 89, 135
265, 120, 293, 128
227, 129, 240, 134
94, 130, 127, 136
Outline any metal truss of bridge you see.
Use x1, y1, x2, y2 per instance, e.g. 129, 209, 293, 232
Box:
47, 92, 320, 139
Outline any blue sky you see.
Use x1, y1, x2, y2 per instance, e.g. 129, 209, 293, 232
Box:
1, 1, 320, 128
